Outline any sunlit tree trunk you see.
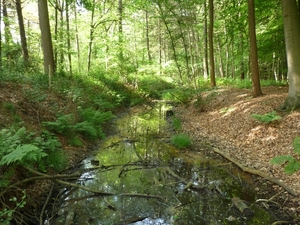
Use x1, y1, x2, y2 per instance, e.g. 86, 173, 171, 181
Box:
281, 0, 300, 109
145, 10, 152, 62
38, 0, 55, 76
208, 0, 216, 87
16, 0, 29, 64
87, 0, 96, 73
66, 2, 72, 75
248, 0, 262, 97
3, 0, 13, 66
73, 2, 81, 73
118, 0, 124, 62
157, 2, 182, 82
203, 0, 209, 79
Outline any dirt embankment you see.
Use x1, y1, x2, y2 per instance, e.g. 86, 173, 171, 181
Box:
176, 86, 300, 222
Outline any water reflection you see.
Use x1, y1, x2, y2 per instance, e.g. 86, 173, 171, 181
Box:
53, 104, 283, 225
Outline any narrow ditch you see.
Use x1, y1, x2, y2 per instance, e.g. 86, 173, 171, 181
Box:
46, 103, 293, 225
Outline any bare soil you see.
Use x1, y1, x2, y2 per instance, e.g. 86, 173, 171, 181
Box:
176, 86, 300, 222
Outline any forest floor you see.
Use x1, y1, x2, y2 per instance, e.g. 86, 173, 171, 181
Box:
176, 85, 300, 222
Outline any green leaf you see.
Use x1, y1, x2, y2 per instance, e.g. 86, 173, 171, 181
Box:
270, 155, 294, 165
293, 136, 300, 155
284, 160, 300, 175
0, 144, 47, 166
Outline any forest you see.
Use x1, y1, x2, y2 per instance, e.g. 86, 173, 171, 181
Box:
0, 0, 300, 224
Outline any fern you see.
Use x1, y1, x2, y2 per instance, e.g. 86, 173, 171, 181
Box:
73, 121, 98, 139
0, 144, 47, 166
251, 111, 281, 123
43, 114, 75, 134
271, 136, 300, 175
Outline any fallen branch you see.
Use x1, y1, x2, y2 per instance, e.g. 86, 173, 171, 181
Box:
23, 167, 164, 200
213, 148, 298, 197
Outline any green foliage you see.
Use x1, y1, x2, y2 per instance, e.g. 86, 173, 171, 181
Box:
4, 103, 16, 114
251, 111, 281, 123
162, 87, 198, 104
44, 108, 114, 145
0, 190, 26, 225
0, 144, 47, 165
172, 117, 182, 133
271, 136, 300, 175
170, 133, 191, 149
0, 127, 67, 171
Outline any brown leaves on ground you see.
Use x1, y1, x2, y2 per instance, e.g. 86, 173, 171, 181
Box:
177, 86, 300, 218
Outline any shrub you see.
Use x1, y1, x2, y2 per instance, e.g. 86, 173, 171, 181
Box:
171, 133, 191, 149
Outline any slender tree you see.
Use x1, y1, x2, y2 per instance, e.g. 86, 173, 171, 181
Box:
208, 0, 216, 86
38, 0, 55, 76
248, 0, 262, 97
281, 0, 300, 109
16, 0, 29, 64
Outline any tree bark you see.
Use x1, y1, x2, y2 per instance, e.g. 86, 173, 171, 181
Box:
248, 0, 263, 97
16, 0, 29, 64
281, 0, 300, 109
203, 0, 209, 79
38, 0, 55, 76
208, 0, 216, 87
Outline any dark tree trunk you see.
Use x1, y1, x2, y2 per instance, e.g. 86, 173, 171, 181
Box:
248, 0, 263, 97
16, 0, 29, 64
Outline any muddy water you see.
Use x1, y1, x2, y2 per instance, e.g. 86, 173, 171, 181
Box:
51, 103, 289, 225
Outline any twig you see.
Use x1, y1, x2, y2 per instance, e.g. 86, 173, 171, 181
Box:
213, 148, 298, 197
55, 179, 164, 200
39, 183, 54, 225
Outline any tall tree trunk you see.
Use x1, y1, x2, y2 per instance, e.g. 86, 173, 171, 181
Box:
281, 0, 300, 109
145, 10, 152, 62
118, 0, 124, 62
16, 0, 29, 64
248, 0, 262, 97
208, 0, 216, 87
157, 2, 182, 82
203, 0, 209, 79
3, 0, 12, 66
0, 0, 2, 67
87, 0, 96, 73
66, 1, 72, 75
73, 2, 81, 73
38, 0, 55, 76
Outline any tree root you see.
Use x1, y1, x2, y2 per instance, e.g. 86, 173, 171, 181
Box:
213, 148, 298, 197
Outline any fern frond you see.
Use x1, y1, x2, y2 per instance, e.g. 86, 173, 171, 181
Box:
293, 136, 300, 155
270, 155, 294, 165
0, 144, 47, 166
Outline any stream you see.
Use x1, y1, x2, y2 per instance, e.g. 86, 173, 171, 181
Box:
49, 103, 291, 225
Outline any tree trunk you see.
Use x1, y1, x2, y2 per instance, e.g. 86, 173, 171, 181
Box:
208, 0, 216, 87
87, 0, 96, 73
16, 0, 29, 64
0, 0, 2, 67
203, 0, 209, 79
145, 10, 152, 62
66, 2, 72, 75
281, 0, 300, 109
73, 2, 81, 73
248, 0, 262, 97
157, 2, 182, 82
38, 0, 55, 76
3, 0, 13, 66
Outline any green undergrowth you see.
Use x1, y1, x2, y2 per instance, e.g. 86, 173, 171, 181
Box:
44, 108, 115, 146
251, 111, 281, 123
271, 136, 300, 175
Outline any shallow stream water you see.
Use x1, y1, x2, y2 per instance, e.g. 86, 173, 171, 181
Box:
51, 103, 290, 225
